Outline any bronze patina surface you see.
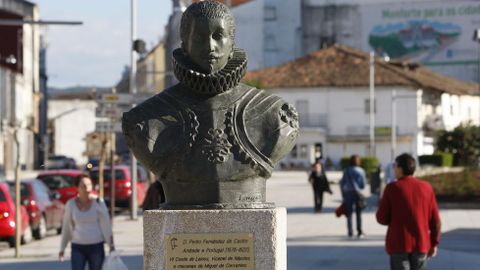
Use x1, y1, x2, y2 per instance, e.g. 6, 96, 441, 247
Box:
122, 0, 298, 209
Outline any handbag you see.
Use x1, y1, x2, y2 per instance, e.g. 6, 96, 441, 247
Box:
335, 203, 346, 217
102, 250, 129, 270
357, 193, 367, 210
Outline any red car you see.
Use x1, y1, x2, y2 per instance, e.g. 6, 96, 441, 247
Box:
90, 165, 148, 209
8, 179, 64, 240
0, 182, 31, 247
37, 170, 84, 204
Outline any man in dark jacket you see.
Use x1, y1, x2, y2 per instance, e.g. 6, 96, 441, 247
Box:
376, 153, 441, 270
308, 162, 332, 213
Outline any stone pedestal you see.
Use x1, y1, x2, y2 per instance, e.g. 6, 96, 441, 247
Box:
144, 208, 287, 270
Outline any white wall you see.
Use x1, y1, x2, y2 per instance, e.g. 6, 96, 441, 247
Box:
233, 0, 265, 70
263, 0, 302, 67
233, 0, 302, 70
271, 86, 422, 166
441, 93, 480, 130
48, 100, 96, 165
272, 86, 419, 135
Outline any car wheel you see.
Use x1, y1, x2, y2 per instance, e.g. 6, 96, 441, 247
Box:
21, 226, 33, 245
33, 215, 47, 240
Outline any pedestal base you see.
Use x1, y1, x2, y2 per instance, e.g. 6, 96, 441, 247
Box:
144, 208, 287, 270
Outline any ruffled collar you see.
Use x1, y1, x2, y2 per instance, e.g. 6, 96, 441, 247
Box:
172, 48, 247, 95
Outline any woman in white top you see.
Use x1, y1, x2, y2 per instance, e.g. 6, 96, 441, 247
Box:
59, 174, 115, 270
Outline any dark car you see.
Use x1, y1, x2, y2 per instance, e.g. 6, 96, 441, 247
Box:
37, 170, 84, 204
47, 155, 77, 169
0, 182, 31, 247
90, 165, 148, 209
7, 179, 64, 239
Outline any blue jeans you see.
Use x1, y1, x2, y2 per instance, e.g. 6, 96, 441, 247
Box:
71, 242, 105, 270
343, 191, 363, 236
390, 252, 427, 270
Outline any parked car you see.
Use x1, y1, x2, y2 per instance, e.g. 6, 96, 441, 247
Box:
36, 170, 84, 204
0, 182, 31, 247
89, 165, 148, 209
7, 179, 64, 240
47, 155, 77, 169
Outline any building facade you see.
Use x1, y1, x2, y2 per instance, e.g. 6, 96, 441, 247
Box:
245, 45, 480, 167
48, 91, 97, 166
137, 41, 166, 94
232, 0, 303, 71
0, 0, 40, 175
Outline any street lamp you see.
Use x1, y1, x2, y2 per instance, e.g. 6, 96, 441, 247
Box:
369, 52, 391, 157
369, 52, 375, 157
130, 0, 139, 220
474, 29, 480, 86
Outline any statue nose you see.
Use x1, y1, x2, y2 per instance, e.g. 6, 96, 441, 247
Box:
208, 37, 216, 51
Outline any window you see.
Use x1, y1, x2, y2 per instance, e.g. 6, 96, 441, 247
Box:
264, 34, 277, 52
0, 189, 6, 202
364, 98, 376, 114
314, 143, 323, 160
37, 175, 76, 190
90, 169, 126, 181
264, 6, 276, 21
8, 182, 30, 201
34, 181, 50, 201
300, 144, 308, 159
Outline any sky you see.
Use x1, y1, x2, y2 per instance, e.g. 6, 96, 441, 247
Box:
30, 0, 172, 88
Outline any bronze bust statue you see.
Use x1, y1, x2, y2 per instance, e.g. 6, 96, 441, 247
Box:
122, 0, 298, 209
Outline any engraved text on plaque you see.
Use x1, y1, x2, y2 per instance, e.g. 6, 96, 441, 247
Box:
165, 233, 254, 269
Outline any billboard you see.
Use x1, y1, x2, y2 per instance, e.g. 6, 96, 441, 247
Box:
360, 1, 480, 81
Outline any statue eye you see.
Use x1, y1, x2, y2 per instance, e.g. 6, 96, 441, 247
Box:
212, 32, 223, 40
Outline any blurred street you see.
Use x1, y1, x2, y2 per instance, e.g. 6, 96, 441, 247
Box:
1, 171, 479, 270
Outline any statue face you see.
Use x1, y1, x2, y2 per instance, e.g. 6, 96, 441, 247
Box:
183, 17, 233, 74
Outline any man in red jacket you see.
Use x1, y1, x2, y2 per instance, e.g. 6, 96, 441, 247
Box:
376, 153, 441, 270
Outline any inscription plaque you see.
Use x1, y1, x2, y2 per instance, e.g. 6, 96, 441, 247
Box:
165, 233, 254, 270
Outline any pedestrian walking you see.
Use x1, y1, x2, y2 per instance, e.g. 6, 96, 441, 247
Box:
376, 153, 441, 270
380, 161, 396, 198
308, 162, 332, 213
59, 174, 115, 270
340, 154, 366, 238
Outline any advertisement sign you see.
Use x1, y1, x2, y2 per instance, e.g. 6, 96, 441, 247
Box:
360, 1, 480, 80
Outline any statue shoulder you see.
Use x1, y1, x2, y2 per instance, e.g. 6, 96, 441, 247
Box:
242, 88, 299, 164
121, 85, 186, 174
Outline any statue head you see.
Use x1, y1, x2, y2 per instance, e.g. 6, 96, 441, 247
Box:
180, 1, 235, 74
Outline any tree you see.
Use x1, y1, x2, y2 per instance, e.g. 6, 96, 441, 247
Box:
436, 124, 480, 167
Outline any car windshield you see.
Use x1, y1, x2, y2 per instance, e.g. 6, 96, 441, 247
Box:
37, 175, 76, 190
0, 189, 6, 202
49, 156, 66, 161
90, 169, 126, 181
7, 182, 30, 200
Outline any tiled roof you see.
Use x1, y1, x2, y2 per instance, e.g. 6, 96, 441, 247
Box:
244, 45, 480, 96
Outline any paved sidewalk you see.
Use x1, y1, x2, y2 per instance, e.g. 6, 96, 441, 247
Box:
1, 171, 479, 269
269, 171, 480, 270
